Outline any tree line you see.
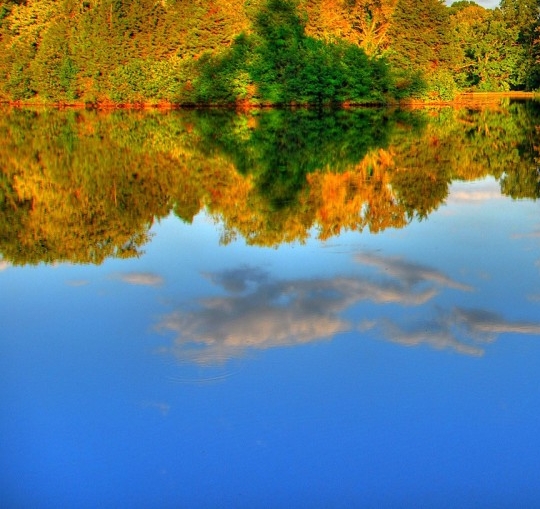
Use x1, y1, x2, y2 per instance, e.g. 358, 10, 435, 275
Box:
0, 0, 539, 105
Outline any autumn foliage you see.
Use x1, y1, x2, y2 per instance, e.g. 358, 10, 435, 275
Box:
0, 0, 539, 105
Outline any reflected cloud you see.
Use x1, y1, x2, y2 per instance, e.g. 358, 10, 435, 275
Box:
380, 317, 484, 356
158, 275, 353, 363
379, 307, 540, 356
67, 279, 90, 287
0, 260, 8, 271
449, 190, 503, 203
203, 266, 268, 293
113, 272, 164, 286
355, 253, 473, 292
512, 228, 540, 239
453, 308, 540, 335
446, 180, 503, 205
158, 254, 472, 363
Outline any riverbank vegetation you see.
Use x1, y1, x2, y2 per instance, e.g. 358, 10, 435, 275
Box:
0, 0, 539, 106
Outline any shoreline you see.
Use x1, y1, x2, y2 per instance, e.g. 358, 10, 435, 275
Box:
1, 91, 537, 111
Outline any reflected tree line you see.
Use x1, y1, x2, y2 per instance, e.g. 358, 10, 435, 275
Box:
1, 101, 540, 265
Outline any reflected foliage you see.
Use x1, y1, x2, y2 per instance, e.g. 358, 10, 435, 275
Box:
194, 108, 395, 208
1, 100, 540, 265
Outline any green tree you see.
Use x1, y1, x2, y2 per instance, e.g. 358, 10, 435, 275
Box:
500, 0, 540, 89
385, 0, 459, 98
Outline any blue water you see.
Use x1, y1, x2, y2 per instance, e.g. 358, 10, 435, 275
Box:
1, 173, 540, 508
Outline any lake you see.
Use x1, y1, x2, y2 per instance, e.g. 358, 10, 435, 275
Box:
1, 100, 540, 508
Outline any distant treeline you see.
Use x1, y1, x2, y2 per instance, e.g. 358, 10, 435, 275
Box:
0, 0, 539, 105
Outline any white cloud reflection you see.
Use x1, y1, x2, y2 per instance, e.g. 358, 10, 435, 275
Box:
67, 279, 90, 287
379, 308, 540, 356
446, 180, 503, 206
113, 272, 164, 286
449, 190, 503, 203
0, 260, 8, 271
355, 253, 473, 291
512, 228, 540, 239
158, 255, 476, 363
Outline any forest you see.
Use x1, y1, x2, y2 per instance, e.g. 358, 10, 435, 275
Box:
0, 0, 539, 105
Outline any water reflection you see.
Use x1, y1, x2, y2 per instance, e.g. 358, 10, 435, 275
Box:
355, 253, 472, 291
112, 272, 164, 286
0, 100, 539, 265
3, 103, 540, 509
380, 308, 540, 356
156, 250, 540, 363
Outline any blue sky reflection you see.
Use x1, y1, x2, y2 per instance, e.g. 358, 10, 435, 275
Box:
2, 175, 540, 508
156, 249, 540, 362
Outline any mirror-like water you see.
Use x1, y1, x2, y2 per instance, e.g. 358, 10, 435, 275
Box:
1, 101, 540, 508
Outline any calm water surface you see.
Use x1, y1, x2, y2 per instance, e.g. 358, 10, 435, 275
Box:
1, 101, 540, 507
